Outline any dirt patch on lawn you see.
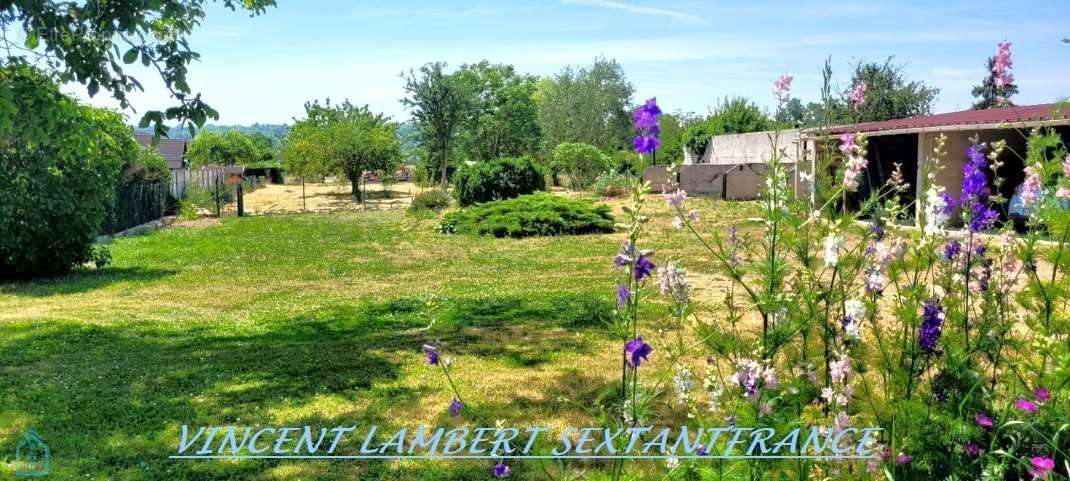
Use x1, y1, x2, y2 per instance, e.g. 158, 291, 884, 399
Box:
242, 181, 417, 214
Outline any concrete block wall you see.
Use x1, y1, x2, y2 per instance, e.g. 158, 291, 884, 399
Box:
642, 163, 797, 201
700, 130, 799, 165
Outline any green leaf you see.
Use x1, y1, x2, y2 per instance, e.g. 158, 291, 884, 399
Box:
24, 31, 39, 49
123, 48, 139, 64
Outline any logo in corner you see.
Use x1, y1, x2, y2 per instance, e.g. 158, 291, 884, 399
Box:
15, 428, 50, 477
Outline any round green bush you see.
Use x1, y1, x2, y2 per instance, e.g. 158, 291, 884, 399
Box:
452, 156, 546, 206
438, 193, 615, 238
0, 66, 128, 278
550, 143, 611, 190
408, 188, 451, 213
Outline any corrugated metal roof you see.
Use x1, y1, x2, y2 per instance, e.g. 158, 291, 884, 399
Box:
134, 133, 188, 170
803, 103, 1069, 137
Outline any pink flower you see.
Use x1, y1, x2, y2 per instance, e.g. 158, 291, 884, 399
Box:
847, 81, 867, 110
834, 411, 852, 430
665, 189, 688, 207
1016, 398, 1038, 414
895, 453, 912, 465
1057, 187, 1070, 200
773, 74, 793, 102
1034, 387, 1050, 402
1029, 456, 1055, 479
1062, 154, 1070, 178
1020, 163, 1043, 206
838, 133, 857, 154
975, 412, 994, 428
964, 442, 981, 457
993, 40, 1014, 89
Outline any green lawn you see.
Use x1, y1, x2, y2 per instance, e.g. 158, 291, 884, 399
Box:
0, 198, 758, 480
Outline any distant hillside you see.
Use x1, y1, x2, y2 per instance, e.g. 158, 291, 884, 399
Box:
134, 123, 290, 140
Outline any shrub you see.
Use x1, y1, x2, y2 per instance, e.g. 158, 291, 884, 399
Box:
121, 146, 171, 185
187, 130, 257, 168
0, 65, 128, 278
438, 193, 614, 238
592, 171, 635, 198
609, 149, 644, 176
181, 183, 216, 216
550, 143, 611, 190
451, 156, 546, 206
88, 244, 112, 269
682, 97, 773, 157
408, 188, 451, 213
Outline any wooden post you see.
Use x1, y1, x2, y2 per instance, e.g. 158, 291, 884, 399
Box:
237, 182, 244, 217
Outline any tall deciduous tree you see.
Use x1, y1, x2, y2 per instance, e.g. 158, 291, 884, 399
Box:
972, 57, 1019, 109
401, 62, 468, 187
536, 57, 634, 157
835, 58, 939, 123
284, 100, 400, 201
451, 61, 541, 162
0, 0, 275, 137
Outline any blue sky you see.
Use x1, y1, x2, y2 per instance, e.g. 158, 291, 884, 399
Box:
75, 0, 1070, 125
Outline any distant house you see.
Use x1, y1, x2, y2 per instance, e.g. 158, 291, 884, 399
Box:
799, 103, 1070, 227
134, 133, 189, 172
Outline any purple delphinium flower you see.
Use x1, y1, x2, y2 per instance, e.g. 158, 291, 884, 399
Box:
1016, 398, 1038, 414
634, 255, 655, 280
976, 412, 995, 428
1034, 387, 1050, 402
895, 453, 912, 465
422, 344, 440, 365
617, 284, 630, 308
962, 145, 999, 232
625, 336, 653, 368
919, 298, 944, 353
492, 461, 511, 478
449, 399, 463, 417
725, 416, 736, 427
964, 442, 981, 457
941, 192, 956, 216
970, 203, 1000, 233
871, 223, 885, 241
944, 240, 962, 260
634, 135, 660, 154
697, 444, 710, 456
614, 242, 634, 268
633, 97, 661, 154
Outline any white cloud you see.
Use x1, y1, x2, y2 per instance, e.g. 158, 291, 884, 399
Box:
560, 0, 705, 25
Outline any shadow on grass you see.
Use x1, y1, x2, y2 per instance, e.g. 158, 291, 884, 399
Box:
0, 266, 176, 297
0, 292, 613, 480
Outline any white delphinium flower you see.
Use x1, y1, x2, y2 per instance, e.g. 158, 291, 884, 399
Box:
673, 367, 695, 402
824, 233, 844, 267
923, 184, 950, 237
843, 299, 865, 340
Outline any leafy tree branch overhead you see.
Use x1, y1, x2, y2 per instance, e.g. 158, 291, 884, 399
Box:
0, 0, 276, 138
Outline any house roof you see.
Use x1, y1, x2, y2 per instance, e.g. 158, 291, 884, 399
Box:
134, 133, 188, 170
802, 103, 1070, 138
